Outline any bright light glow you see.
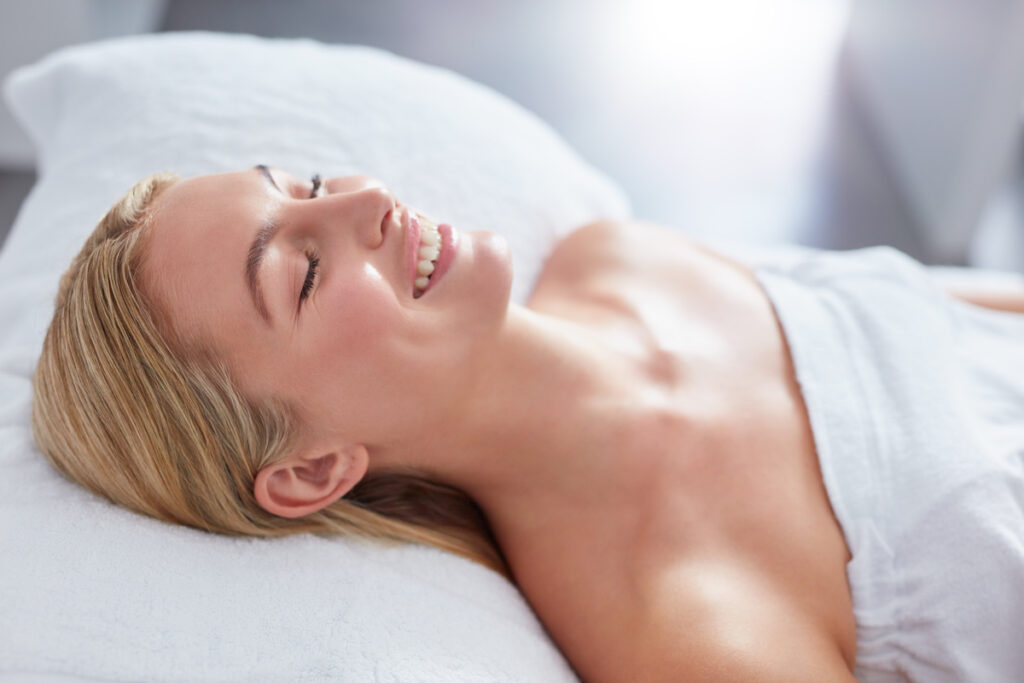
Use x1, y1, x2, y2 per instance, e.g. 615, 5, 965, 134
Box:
572, 0, 851, 240
591, 0, 848, 96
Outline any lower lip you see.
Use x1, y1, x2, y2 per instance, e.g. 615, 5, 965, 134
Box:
420, 223, 458, 296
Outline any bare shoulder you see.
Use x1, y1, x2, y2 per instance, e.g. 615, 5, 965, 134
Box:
530, 220, 766, 330
545, 218, 693, 262
544, 219, 752, 277
537, 220, 633, 284
597, 559, 856, 683
531, 220, 727, 307
528, 220, 637, 316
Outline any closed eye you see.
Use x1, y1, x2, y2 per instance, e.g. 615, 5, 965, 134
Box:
299, 250, 320, 305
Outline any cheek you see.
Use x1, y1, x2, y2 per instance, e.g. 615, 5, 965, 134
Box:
318, 266, 401, 338
306, 277, 413, 400
331, 287, 395, 346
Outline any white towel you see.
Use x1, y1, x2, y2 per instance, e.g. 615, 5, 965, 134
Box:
756, 246, 1024, 681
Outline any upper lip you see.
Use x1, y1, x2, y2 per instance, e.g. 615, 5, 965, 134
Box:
401, 205, 417, 295
383, 201, 401, 242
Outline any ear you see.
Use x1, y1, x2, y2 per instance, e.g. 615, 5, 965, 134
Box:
253, 444, 369, 519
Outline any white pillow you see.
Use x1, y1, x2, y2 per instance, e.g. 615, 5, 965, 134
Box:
0, 31, 628, 682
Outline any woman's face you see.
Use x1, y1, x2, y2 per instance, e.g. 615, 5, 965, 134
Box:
141, 167, 513, 451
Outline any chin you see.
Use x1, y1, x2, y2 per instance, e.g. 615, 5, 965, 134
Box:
408, 230, 512, 409
417, 228, 513, 333
471, 230, 514, 313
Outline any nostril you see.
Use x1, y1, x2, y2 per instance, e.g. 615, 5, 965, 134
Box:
372, 205, 395, 248
361, 183, 397, 247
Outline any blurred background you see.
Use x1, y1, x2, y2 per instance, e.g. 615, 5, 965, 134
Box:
2, 0, 1023, 269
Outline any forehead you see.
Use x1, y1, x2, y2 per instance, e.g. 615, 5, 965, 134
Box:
149, 170, 271, 232
140, 170, 275, 350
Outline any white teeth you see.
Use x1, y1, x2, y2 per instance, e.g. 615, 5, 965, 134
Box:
413, 221, 442, 293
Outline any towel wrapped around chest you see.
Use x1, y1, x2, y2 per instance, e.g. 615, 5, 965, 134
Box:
756, 247, 1024, 682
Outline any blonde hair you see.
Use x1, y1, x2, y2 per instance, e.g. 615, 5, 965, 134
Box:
31, 173, 507, 576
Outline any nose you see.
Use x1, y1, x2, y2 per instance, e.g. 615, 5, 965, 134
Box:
305, 175, 396, 248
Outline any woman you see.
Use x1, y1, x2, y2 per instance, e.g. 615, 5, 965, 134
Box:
32, 167, 1024, 681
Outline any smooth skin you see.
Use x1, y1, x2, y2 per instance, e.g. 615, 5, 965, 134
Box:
142, 168, 1024, 682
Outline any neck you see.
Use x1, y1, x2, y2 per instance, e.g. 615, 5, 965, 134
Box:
405, 304, 648, 548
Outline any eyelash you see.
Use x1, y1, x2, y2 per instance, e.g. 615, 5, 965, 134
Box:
298, 174, 323, 304
300, 249, 320, 303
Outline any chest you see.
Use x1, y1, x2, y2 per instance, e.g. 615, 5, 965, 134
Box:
517, 224, 855, 675
531, 222, 787, 376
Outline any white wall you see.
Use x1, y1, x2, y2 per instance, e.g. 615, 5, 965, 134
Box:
846, 0, 1024, 263
0, 0, 167, 168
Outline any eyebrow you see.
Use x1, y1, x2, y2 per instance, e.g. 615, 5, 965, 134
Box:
256, 163, 282, 193
246, 165, 282, 325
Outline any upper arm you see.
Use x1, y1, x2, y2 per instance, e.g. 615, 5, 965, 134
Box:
616, 563, 857, 683
930, 267, 1024, 314
945, 285, 1024, 314
633, 628, 857, 683
625, 612, 857, 683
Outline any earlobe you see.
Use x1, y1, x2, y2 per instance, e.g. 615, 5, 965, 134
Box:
253, 444, 369, 519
